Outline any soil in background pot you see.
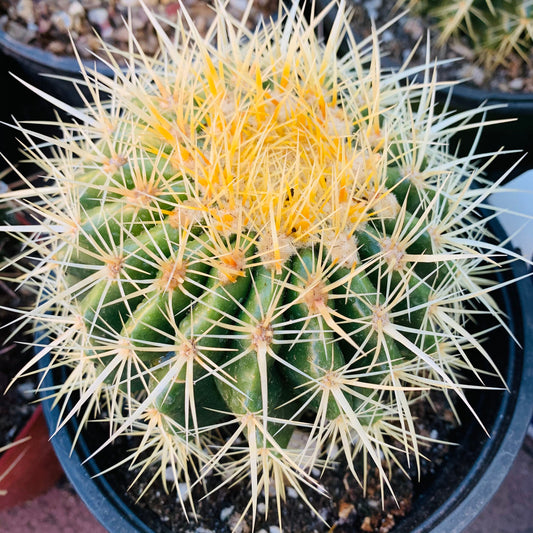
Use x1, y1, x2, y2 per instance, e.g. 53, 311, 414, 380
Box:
346, 0, 533, 94
0, 0, 278, 60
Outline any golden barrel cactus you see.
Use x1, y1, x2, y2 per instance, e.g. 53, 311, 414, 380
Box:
0, 1, 527, 529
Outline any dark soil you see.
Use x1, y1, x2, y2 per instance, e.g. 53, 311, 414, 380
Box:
345, 0, 533, 94
84, 393, 458, 533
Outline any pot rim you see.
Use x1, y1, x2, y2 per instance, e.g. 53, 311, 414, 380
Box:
0, 21, 114, 77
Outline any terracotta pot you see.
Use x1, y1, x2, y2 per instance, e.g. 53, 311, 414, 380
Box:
0, 404, 64, 511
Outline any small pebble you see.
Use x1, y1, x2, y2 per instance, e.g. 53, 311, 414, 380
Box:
87, 7, 109, 26
16, 0, 34, 24
269, 527, 281, 533
165, 465, 176, 481
176, 482, 189, 502
338, 501, 355, 520
230, 0, 249, 13
381, 29, 394, 42
509, 78, 524, 91
287, 487, 298, 499
47, 39, 67, 54
403, 17, 424, 41
220, 505, 235, 521
51, 11, 72, 32
6, 19, 36, 43
68, 1, 85, 19
16, 380, 35, 400
364, 0, 383, 19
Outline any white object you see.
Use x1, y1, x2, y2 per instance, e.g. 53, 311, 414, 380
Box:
489, 169, 533, 260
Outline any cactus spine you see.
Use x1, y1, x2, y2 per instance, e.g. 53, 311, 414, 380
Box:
0, 1, 525, 529
399, 0, 533, 74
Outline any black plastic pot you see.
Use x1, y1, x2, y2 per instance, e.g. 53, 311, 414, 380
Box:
0, 23, 113, 175
0, 21, 114, 106
439, 86, 533, 182
37, 214, 533, 533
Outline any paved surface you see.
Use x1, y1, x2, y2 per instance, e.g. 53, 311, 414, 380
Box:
467, 435, 533, 533
0, 435, 531, 533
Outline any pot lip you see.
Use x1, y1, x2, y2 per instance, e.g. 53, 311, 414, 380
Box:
36, 219, 533, 533
441, 83, 533, 114
0, 20, 114, 77
414, 254, 533, 533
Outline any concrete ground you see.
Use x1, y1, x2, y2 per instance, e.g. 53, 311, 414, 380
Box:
0, 434, 531, 533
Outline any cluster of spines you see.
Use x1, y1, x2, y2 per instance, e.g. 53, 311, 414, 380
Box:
399, 0, 533, 74
0, 1, 517, 530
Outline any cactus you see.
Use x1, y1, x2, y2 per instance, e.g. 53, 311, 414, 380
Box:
0, 0, 527, 530
398, 0, 533, 75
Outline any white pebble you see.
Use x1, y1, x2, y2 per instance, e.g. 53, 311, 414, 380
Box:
16, 381, 35, 400
257, 502, 266, 515
230, 0, 249, 12
220, 506, 234, 521
381, 29, 394, 42
51, 11, 72, 31
68, 1, 85, 18
364, 0, 383, 19
269, 527, 281, 533
176, 483, 189, 502
287, 487, 298, 499
430, 429, 439, 440
16, 0, 34, 24
165, 465, 176, 481
509, 78, 524, 91
88, 7, 109, 26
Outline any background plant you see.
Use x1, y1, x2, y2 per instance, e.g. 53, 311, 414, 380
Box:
0, 0, 527, 530
398, 0, 533, 75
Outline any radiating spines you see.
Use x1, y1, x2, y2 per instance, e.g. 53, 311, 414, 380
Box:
0, 1, 523, 531
399, 0, 533, 74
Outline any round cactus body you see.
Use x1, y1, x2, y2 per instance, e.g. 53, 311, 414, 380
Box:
0, 1, 525, 529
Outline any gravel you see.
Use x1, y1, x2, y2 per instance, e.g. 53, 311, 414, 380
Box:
0, 0, 278, 61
